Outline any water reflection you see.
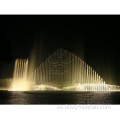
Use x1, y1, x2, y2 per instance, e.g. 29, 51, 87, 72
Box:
0, 91, 120, 104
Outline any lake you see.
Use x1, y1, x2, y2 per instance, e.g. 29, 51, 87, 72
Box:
0, 91, 120, 104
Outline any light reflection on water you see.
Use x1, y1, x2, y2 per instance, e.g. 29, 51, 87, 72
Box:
0, 91, 120, 104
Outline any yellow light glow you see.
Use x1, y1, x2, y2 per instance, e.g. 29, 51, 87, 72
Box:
9, 78, 33, 91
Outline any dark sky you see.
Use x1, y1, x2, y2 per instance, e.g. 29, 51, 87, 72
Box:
0, 15, 120, 85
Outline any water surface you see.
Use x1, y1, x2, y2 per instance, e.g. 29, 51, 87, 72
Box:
0, 91, 120, 104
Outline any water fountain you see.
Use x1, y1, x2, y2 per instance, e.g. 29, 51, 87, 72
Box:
10, 48, 120, 91
10, 58, 32, 91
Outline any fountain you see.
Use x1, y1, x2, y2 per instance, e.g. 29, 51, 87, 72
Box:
9, 58, 32, 91
9, 48, 120, 91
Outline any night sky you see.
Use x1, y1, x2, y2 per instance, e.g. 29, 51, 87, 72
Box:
0, 15, 120, 85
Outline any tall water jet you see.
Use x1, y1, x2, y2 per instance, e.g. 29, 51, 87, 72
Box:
10, 58, 32, 91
